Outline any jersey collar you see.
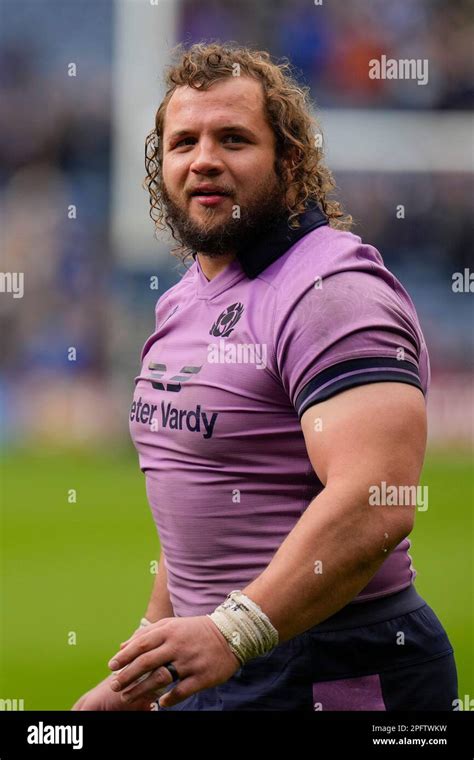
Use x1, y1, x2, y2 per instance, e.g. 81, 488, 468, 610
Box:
237, 200, 329, 279
191, 201, 328, 280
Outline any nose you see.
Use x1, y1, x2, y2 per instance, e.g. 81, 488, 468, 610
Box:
189, 138, 224, 177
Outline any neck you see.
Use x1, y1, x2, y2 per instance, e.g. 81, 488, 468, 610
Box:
196, 252, 236, 281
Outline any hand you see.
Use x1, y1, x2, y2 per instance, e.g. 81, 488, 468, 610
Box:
71, 673, 153, 711
107, 615, 241, 709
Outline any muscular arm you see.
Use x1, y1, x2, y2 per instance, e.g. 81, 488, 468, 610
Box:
106, 382, 428, 710
243, 382, 427, 642
144, 551, 174, 622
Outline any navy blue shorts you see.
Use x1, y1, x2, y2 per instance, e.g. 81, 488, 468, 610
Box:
157, 585, 458, 711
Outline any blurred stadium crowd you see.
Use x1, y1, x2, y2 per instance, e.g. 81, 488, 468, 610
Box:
182, 0, 473, 109
0, 0, 472, 446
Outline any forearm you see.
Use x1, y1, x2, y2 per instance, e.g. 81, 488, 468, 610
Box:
243, 477, 414, 642
144, 552, 174, 622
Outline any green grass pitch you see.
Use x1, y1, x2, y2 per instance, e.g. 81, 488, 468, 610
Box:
1, 447, 472, 710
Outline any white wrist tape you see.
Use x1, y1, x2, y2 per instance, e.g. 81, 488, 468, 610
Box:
207, 590, 279, 666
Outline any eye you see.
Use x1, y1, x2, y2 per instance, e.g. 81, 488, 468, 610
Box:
173, 136, 196, 149
223, 134, 247, 145
171, 134, 249, 150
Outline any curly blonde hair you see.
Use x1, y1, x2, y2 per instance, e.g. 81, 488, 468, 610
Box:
144, 42, 352, 255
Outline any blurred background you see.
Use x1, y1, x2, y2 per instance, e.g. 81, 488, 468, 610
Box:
1, 0, 472, 710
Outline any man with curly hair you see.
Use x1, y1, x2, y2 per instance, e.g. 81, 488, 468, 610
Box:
73, 43, 457, 712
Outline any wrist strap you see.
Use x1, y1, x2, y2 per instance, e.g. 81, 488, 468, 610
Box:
208, 590, 279, 666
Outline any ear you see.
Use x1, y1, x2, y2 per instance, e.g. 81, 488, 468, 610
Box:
280, 147, 300, 184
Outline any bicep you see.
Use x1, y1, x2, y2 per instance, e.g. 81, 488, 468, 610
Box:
301, 382, 427, 492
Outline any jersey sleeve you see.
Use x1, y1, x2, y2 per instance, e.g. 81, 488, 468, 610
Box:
273, 267, 425, 419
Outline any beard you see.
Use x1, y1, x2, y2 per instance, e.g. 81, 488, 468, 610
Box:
162, 170, 288, 259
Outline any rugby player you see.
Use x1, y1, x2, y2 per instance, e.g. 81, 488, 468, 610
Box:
72, 43, 458, 712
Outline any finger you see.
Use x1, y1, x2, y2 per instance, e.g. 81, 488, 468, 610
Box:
121, 666, 174, 704
109, 647, 174, 691
108, 628, 167, 671
118, 622, 160, 651
122, 626, 149, 646
158, 677, 201, 709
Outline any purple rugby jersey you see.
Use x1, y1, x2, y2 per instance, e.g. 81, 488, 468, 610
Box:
129, 205, 430, 618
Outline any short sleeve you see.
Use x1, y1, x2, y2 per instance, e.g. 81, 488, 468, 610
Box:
273, 268, 426, 419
